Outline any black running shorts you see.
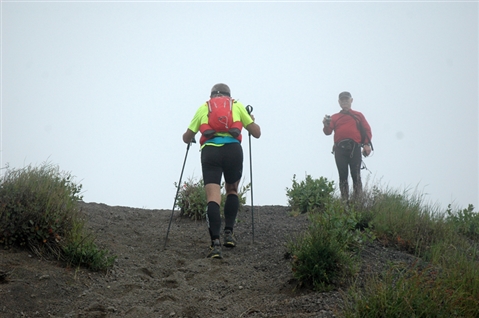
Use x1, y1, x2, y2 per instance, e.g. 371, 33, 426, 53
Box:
201, 143, 243, 185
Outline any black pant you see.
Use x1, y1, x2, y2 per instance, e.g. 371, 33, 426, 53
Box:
334, 140, 362, 201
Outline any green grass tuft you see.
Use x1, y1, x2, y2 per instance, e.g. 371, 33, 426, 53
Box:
0, 162, 115, 271
285, 175, 479, 315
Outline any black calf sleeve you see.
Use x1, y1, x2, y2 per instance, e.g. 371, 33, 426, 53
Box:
224, 194, 239, 230
206, 201, 221, 240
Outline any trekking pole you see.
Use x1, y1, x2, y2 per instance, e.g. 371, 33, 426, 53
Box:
163, 137, 195, 250
245, 105, 255, 243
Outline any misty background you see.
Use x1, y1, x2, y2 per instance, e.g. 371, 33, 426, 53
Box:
1, 1, 478, 211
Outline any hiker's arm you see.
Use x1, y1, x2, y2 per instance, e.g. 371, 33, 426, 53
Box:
182, 129, 196, 144
322, 115, 333, 135
361, 115, 372, 144
323, 123, 332, 135
245, 118, 261, 139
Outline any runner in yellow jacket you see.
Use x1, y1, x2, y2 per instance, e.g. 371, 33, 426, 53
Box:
182, 83, 261, 259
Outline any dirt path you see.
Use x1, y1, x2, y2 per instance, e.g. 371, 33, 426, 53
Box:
0, 202, 416, 317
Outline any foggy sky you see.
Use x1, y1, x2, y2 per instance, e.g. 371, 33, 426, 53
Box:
1, 1, 478, 211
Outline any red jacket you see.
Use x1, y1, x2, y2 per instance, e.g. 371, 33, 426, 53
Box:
323, 109, 372, 144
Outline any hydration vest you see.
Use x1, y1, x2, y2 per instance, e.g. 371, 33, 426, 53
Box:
199, 96, 243, 145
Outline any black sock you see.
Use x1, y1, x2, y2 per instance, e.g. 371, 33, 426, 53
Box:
206, 201, 221, 240
224, 194, 239, 231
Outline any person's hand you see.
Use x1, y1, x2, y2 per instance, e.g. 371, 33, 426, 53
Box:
323, 115, 331, 126
250, 114, 256, 122
182, 129, 196, 144
362, 144, 372, 157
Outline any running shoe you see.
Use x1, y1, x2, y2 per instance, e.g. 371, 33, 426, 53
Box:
207, 239, 223, 259
223, 230, 236, 248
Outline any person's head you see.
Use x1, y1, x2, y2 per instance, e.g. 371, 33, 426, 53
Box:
210, 83, 231, 98
338, 91, 353, 111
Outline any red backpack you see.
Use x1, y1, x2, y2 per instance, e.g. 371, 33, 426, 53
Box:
199, 96, 243, 144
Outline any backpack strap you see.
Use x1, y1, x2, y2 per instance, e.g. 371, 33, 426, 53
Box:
199, 98, 243, 145
344, 112, 374, 150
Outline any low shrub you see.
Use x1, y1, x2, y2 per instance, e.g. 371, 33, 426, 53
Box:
446, 204, 479, 240
365, 186, 447, 255
287, 200, 372, 291
175, 177, 250, 220
175, 178, 207, 220
0, 163, 82, 250
286, 174, 335, 214
0, 162, 115, 271
343, 185, 479, 317
62, 239, 116, 272
344, 261, 479, 317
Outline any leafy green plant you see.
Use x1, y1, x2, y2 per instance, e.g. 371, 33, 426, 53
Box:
0, 163, 82, 249
175, 177, 250, 220
287, 200, 371, 291
234, 181, 251, 210
0, 162, 115, 271
176, 178, 207, 220
286, 174, 335, 214
62, 239, 116, 272
446, 204, 479, 240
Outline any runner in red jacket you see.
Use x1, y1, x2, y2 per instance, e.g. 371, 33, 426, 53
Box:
323, 91, 372, 202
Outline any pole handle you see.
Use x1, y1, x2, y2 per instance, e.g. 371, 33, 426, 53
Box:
246, 105, 253, 115
187, 137, 196, 150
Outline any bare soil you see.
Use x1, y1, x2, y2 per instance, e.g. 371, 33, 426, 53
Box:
0, 202, 417, 317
